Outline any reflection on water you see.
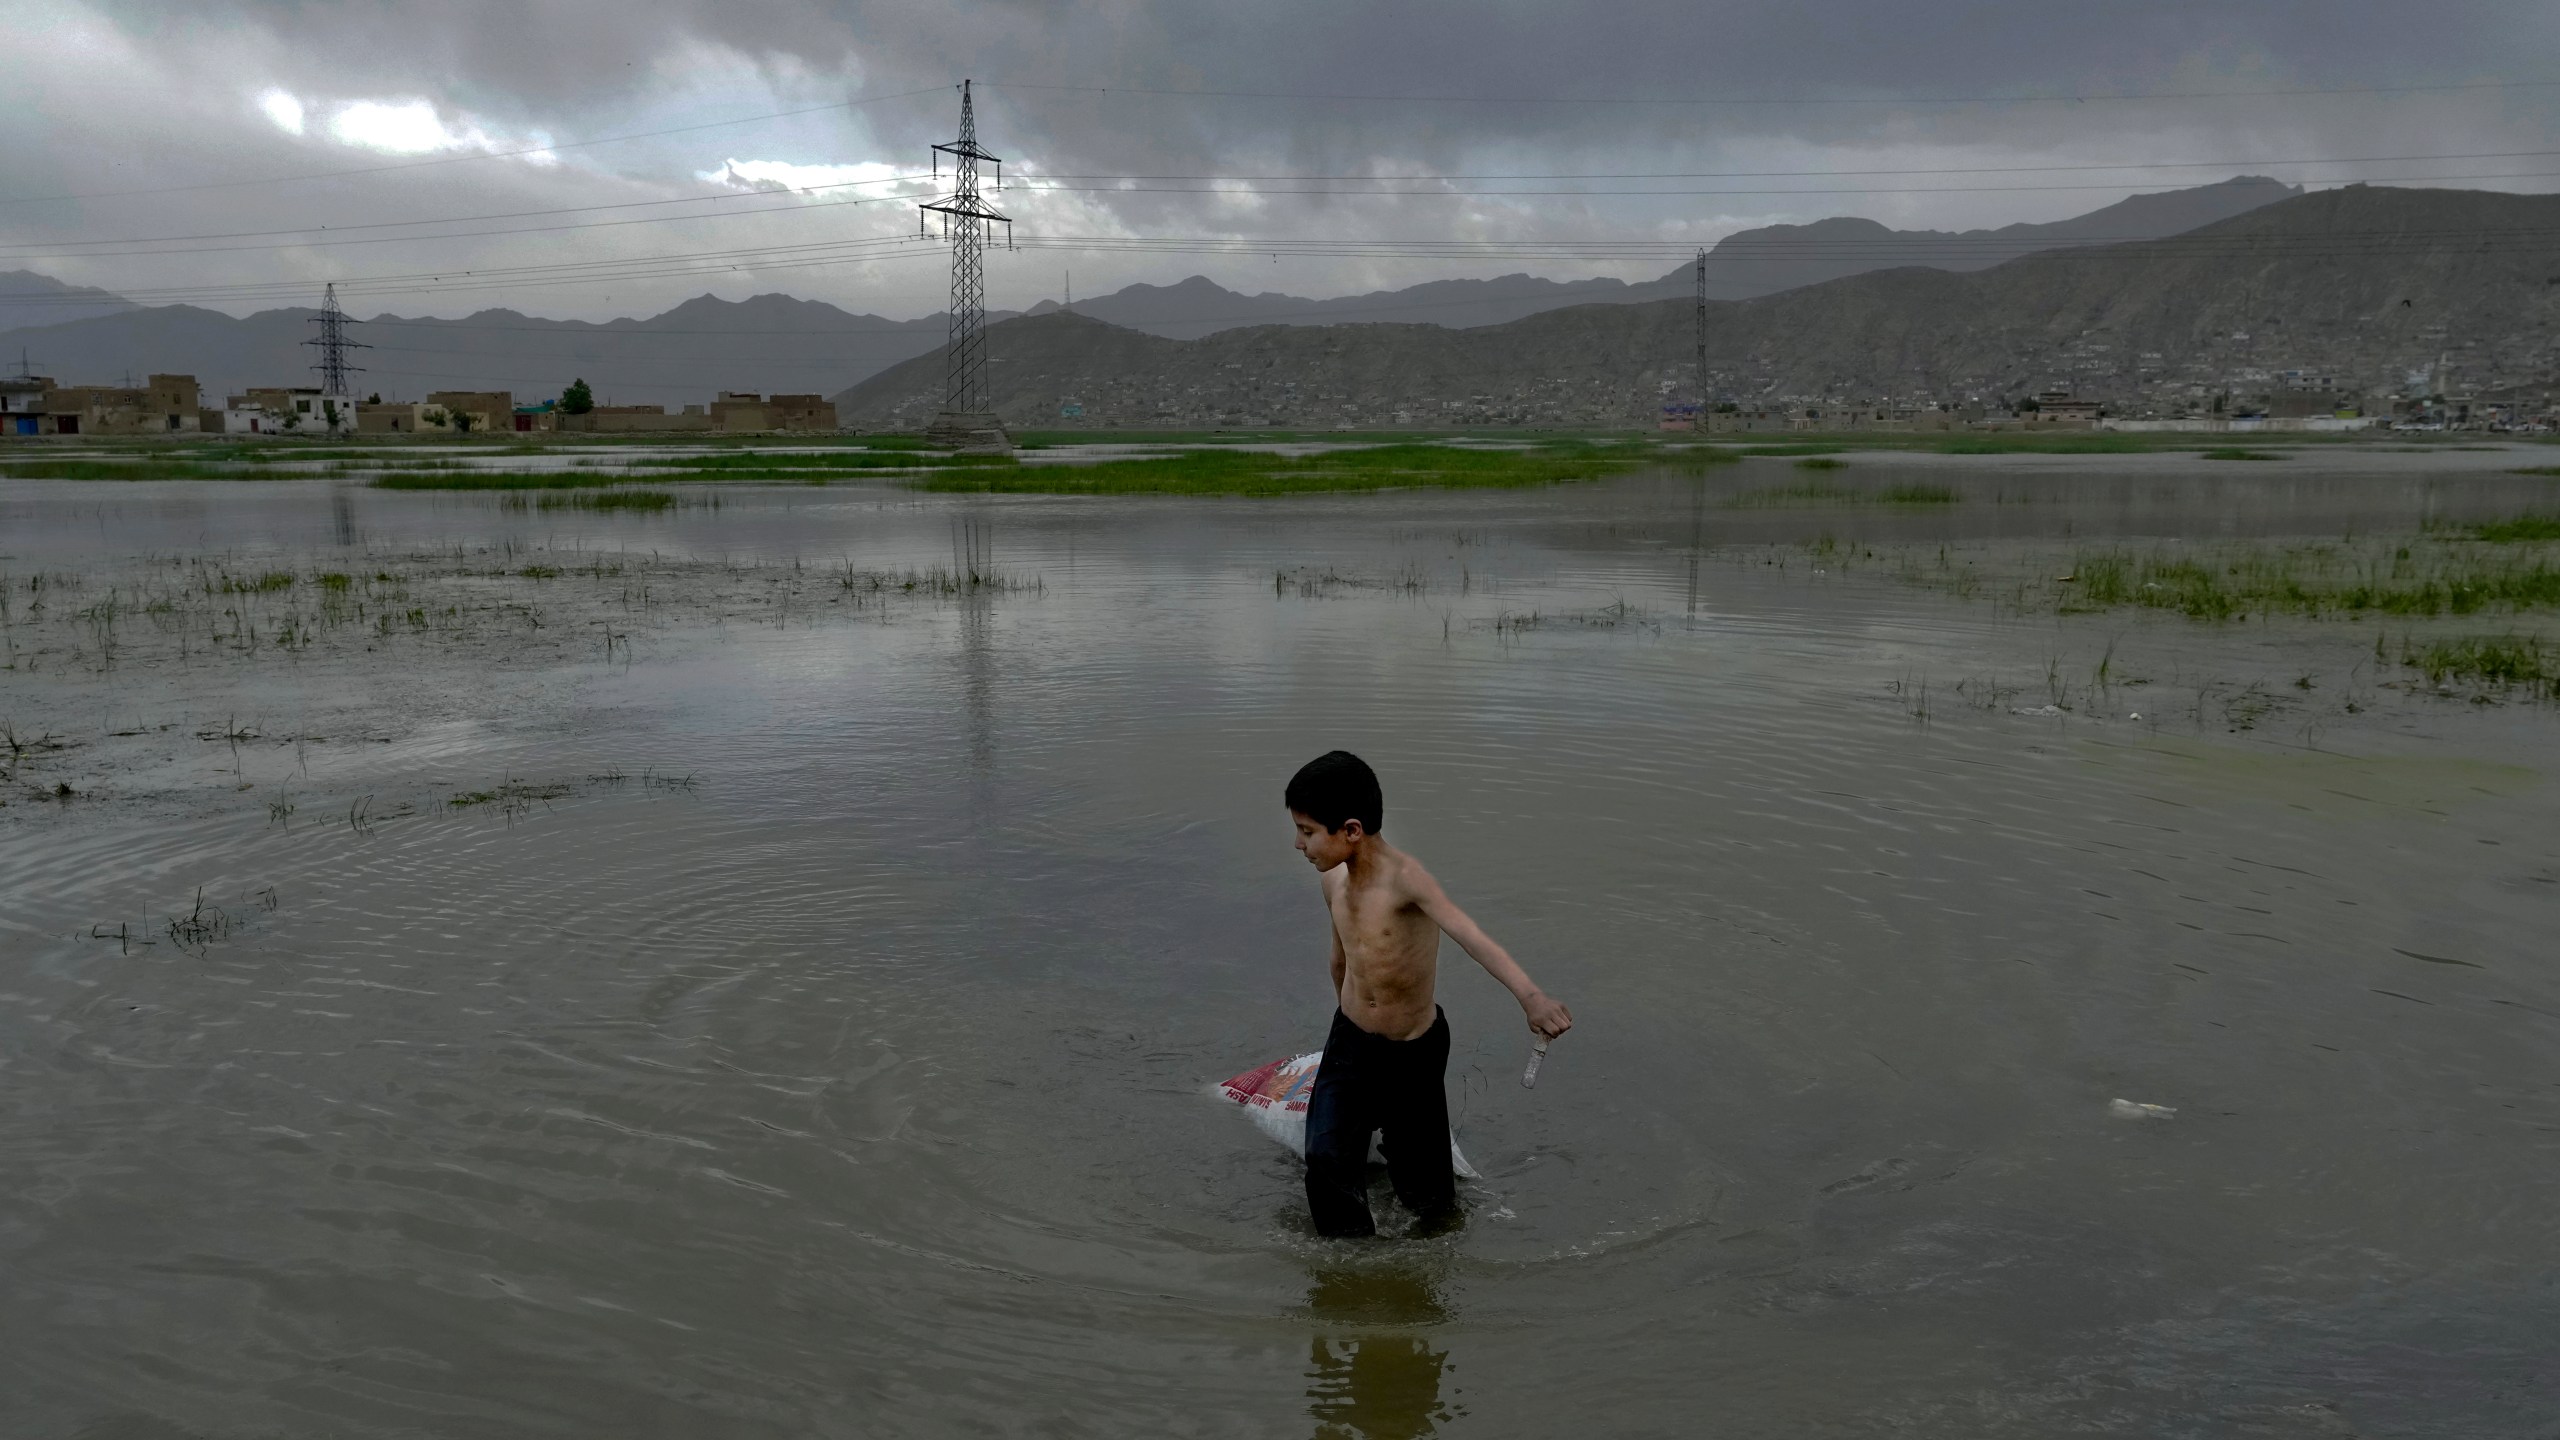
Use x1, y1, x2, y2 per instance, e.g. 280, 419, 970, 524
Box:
1305, 1263, 1454, 1439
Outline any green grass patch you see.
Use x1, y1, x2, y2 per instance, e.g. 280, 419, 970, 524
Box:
2063, 544, 2560, 620
1934, 433, 2156, 454
2201, 447, 2286, 461
0, 457, 320, 481
912, 443, 1665, 495
1732, 443, 1848, 457
374, 470, 628, 490
2473, 514, 2560, 542
2514, 466, 2560, 478
2401, 634, 2556, 699
1794, 455, 1846, 471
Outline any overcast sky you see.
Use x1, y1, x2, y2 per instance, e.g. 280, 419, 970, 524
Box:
6, 0, 2557, 322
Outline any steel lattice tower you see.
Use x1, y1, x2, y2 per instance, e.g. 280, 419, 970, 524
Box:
304, 283, 367, 397
1693, 249, 1709, 423
920, 80, 1012, 448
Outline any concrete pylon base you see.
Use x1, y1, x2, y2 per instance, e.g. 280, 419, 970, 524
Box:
923, 411, 1013, 453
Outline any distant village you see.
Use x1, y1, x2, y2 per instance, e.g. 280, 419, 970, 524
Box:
0, 363, 2549, 439
0, 373, 839, 438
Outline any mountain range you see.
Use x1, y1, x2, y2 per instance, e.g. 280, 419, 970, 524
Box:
831, 186, 2560, 429
1024, 176, 2301, 336
0, 178, 2303, 406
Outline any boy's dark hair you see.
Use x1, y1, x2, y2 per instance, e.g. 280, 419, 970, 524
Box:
1286, 750, 1383, 834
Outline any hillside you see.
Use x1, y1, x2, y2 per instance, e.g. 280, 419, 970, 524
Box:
1024, 177, 2300, 337
0, 270, 135, 341
833, 186, 2560, 428
0, 293, 956, 406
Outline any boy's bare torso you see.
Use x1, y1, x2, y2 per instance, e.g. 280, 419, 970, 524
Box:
1321, 841, 1445, 1040
1291, 807, 1571, 1046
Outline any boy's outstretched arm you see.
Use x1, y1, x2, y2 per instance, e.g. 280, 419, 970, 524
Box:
1413, 873, 1573, 1040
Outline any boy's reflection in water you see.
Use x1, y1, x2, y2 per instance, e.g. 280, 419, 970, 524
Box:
1303, 1261, 1457, 1439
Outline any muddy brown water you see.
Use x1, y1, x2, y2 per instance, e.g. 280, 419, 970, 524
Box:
2, 452, 2556, 1437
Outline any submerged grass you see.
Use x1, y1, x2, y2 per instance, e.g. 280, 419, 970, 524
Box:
1732, 480, 1960, 507
2062, 544, 2560, 620
496, 489, 688, 513
375, 470, 628, 491
1934, 433, 2159, 454
371, 450, 1015, 489
2201, 447, 2287, 461
911, 442, 1666, 495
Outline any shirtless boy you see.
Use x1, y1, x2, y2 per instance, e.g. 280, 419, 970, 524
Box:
1285, 750, 1573, 1238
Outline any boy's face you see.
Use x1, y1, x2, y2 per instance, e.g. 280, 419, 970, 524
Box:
1289, 810, 1362, 869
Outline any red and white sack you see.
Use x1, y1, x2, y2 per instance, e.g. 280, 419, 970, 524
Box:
1217, 1050, 1478, 1179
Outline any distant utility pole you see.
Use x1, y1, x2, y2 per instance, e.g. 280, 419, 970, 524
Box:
305, 283, 367, 399
920, 80, 1014, 451
1693, 248, 1710, 425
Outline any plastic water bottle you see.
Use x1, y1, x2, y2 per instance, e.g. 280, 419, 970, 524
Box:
1521, 1037, 1551, 1089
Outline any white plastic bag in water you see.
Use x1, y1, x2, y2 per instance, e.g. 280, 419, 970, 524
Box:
1217, 1050, 1479, 1179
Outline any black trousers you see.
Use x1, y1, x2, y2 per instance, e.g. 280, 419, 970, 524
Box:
1304, 1007, 1457, 1238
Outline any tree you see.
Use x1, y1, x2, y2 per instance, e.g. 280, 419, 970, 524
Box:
320, 399, 342, 435
561, 378, 595, 415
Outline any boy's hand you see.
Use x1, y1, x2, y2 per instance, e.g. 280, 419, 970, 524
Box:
1523, 991, 1573, 1041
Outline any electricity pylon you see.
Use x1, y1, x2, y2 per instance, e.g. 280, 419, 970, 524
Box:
302, 283, 368, 436
1693, 249, 1710, 429
920, 80, 1013, 451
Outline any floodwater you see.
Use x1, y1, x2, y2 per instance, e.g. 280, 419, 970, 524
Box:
3, 451, 2556, 1437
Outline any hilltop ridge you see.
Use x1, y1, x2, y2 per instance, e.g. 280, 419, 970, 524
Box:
834, 186, 2560, 428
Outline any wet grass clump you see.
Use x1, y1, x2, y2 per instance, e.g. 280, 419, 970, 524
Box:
1794, 456, 1846, 471
374, 471, 627, 491
2202, 447, 2286, 461
524, 490, 682, 513
2062, 544, 2560, 620
0, 456, 320, 481
2401, 634, 2556, 700
913, 443, 1657, 495
1733, 481, 1960, 507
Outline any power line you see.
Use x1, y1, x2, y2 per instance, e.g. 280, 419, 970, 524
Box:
6, 150, 2553, 257
0, 172, 941, 253
1007, 170, 2560, 198
1024, 148, 2560, 181
6, 169, 2553, 270
982, 74, 2560, 108
19, 209, 2560, 318
0, 189, 940, 261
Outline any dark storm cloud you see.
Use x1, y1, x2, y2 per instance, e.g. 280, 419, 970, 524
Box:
159, 0, 2560, 163
12, 1, 2559, 319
